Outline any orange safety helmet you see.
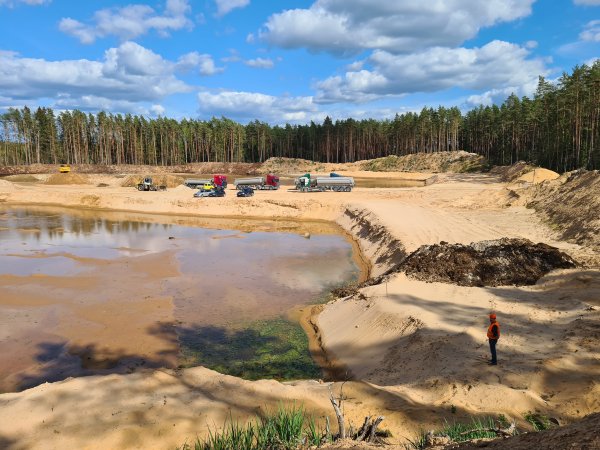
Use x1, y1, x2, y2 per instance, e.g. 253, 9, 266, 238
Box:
489, 313, 497, 320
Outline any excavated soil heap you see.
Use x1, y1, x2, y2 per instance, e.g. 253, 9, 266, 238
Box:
45, 173, 89, 185
401, 238, 576, 287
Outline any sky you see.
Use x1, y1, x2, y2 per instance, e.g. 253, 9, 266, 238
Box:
0, 0, 598, 124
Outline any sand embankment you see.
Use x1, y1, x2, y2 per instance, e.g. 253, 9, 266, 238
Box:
0, 169, 598, 449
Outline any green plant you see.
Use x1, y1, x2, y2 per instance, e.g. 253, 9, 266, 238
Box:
524, 411, 553, 431
181, 404, 330, 450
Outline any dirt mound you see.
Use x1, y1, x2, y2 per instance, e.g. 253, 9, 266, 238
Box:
45, 173, 89, 185
120, 174, 184, 188
401, 238, 576, 287
516, 168, 560, 184
359, 151, 486, 173
260, 157, 324, 175
450, 412, 600, 450
3, 174, 41, 182
525, 170, 600, 256
489, 161, 535, 181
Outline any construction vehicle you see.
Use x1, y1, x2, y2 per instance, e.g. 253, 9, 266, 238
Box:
184, 175, 227, 189
233, 174, 280, 190
137, 177, 166, 191
59, 164, 71, 173
295, 173, 355, 192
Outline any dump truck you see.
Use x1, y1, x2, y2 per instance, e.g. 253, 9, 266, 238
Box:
233, 174, 280, 190
184, 174, 227, 189
137, 177, 166, 191
295, 173, 354, 192
59, 164, 71, 173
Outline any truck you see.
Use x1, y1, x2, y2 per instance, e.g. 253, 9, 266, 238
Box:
233, 174, 280, 190
137, 177, 166, 191
184, 174, 227, 189
295, 173, 355, 192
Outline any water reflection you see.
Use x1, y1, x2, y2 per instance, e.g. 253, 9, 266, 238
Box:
0, 206, 360, 390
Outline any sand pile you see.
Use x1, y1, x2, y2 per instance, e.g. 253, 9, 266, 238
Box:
45, 173, 89, 185
515, 168, 560, 184
400, 238, 576, 286
120, 174, 184, 188
3, 175, 41, 182
526, 170, 600, 254
358, 151, 486, 173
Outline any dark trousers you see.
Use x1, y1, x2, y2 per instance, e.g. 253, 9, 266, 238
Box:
489, 338, 498, 364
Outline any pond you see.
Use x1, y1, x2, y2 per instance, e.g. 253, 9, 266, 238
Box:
0, 206, 362, 392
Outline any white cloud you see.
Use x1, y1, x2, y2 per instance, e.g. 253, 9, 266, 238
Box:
0, 0, 49, 6
573, 0, 600, 5
0, 42, 194, 113
59, 0, 193, 44
315, 40, 548, 103
244, 57, 274, 69
580, 20, 600, 42
260, 0, 535, 55
198, 90, 316, 123
215, 0, 250, 17
177, 52, 224, 75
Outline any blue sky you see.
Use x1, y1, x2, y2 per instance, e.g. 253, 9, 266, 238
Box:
0, 0, 598, 124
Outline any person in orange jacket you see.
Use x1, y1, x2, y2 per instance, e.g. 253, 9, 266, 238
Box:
487, 313, 500, 365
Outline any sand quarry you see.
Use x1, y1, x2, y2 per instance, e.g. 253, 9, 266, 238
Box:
0, 155, 599, 449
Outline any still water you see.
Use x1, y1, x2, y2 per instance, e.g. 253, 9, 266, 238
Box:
0, 206, 360, 391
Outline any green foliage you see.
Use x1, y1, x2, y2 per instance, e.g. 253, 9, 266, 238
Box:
180, 318, 321, 381
180, 404, 332, 450
404, 416, 511, 449
524, 411, 553, 431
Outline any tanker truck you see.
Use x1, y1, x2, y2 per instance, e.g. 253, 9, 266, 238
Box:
233, 174, 280, 190
295, 173, 354, 192
184, 174, 227, 189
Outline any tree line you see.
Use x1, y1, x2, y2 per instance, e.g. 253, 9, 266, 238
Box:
1, 61, 598, 172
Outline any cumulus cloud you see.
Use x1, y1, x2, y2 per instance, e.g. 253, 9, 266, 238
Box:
59, 0, 193, 44
580, 20, 600, 42
315, 40, 548, 103
177, 52, 224, 75
260, 0, 535, 55
244, 57, 274, 69
198, 90, 316, 123
215, 0, 250, 17
0, 42, 199, 113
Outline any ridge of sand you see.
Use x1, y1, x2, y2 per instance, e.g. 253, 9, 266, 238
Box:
0, 170, 598, 449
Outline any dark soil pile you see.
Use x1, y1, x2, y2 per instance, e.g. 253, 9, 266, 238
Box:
401, 238, 576, 287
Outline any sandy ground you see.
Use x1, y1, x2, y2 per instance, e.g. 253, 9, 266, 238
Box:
0, 170, 598, 449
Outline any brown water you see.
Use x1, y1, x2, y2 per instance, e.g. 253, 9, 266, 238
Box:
0, 206, 360, 391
